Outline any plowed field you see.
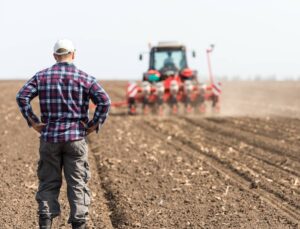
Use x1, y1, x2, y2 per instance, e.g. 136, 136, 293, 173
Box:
0, 80, 300, 228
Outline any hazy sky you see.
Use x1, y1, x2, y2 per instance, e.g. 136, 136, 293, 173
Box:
0, 0, 299, 80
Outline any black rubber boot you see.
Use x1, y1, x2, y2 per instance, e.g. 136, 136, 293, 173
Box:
72, 222, 86, 229
39, 217, 52, 229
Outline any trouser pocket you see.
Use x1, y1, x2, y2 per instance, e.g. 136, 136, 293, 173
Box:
83, 161, 90, 183
83, 187, 91, 206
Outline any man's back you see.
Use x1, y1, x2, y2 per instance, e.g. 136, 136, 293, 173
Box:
17, 62, 110, 143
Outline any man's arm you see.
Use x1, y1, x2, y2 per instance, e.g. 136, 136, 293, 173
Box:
16, 75, 40, 127
87, 80, 111, 133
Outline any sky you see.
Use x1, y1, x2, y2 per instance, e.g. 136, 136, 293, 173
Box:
0, 0, 299, 80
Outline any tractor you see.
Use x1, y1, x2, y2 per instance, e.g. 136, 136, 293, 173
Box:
125, 42, 221, 115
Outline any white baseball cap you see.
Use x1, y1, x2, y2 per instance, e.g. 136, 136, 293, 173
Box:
53, 39, 75, 55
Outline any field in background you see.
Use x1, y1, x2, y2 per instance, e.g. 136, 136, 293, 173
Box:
0, 80, 299, 228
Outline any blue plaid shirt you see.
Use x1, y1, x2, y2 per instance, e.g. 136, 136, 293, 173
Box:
16, 62, 111, 143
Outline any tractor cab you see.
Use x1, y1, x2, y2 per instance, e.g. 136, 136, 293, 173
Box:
141, 42, 197, 82
150, 43, 187, 74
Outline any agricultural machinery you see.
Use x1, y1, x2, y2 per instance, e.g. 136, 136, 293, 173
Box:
112, 41, 221, 115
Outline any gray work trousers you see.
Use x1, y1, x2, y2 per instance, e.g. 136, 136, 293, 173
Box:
36, 138, 91, 224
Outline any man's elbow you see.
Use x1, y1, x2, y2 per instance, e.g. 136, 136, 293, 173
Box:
16, 93, 28, 107
103, 94, 111, 108
16, 93, 21, 104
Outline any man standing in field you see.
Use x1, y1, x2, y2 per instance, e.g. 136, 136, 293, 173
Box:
16, 39, 111, 229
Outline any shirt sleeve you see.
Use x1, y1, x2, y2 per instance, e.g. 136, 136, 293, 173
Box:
16, 75, 40, 127
88, 80, 111, 132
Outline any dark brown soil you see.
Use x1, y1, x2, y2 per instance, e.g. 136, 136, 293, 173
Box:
1, 80, 300, 228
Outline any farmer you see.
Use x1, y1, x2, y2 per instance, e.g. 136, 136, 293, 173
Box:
16, 39, 111, 229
